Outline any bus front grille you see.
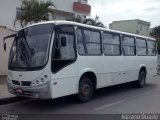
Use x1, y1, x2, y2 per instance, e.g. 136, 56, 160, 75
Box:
12, 80, 31, 87
12, 80, 20, 86
21, 81, 31, 87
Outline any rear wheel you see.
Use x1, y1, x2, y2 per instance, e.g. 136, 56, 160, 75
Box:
77, 78, 93, 103
134, 70, 146, 88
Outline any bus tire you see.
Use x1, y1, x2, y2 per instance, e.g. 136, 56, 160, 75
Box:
134, 70, 146, 88
77, 77, 93, 103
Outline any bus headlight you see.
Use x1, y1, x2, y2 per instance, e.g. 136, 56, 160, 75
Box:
31, 77, 48, 86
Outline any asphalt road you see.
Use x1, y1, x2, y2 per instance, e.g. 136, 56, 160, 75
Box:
0, 75, 160, 114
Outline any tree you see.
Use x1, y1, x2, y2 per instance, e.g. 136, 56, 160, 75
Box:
83, 15, 105, 28
14, 0, 56, 27
66, 15, 105, 28
66, 15, 82, 23
150, 26, 160, 53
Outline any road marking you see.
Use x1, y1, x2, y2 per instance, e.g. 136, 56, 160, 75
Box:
95, 100, 125, 111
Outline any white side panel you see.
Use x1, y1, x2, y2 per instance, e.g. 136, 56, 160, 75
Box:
77, 56, 129, 88
77, 55, 157, 89
51, 62, 78, 98
97, 73, 111, 88
51, 77, 78, 98
125, 70, 139, 82
111, 71, 125, 85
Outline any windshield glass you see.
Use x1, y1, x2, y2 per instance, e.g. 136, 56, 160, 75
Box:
9, 24, 54, 70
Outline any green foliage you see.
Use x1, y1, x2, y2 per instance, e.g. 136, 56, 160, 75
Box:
150, 26, 160, 53
66, 15, 82, 23
66, 15, 105, 28
83, 15, 105, 28
14, 0, 56, 27
150, 26, 160, 39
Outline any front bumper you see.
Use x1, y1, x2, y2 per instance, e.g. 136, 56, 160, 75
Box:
7, 81, 52, 99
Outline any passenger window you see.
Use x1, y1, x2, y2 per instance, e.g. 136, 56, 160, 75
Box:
147, 40, 156, 56
103, 33, 121, 55
122, 36, 135, 56
77, 29, 101, 55
136, 38, 147, 56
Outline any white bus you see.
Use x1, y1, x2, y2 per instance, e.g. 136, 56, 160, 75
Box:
4, 21, 157, 102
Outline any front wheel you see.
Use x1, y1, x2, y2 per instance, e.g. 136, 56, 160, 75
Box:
77, 78, 93, 103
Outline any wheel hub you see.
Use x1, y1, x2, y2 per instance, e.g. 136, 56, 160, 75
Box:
81, 84, 90, 97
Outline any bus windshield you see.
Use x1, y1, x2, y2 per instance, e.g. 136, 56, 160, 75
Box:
9, 24, 54, 70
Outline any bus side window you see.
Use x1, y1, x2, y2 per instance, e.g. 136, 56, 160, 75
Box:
147, 40, 156, 56
77, 28, 101, 55
136, 38, 147, 56
103, 33, 121, 56
122, 36, 135, 56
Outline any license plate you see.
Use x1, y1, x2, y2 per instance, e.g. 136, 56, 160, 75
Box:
16, 88, 23, 93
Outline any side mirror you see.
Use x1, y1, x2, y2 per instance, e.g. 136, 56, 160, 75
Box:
4, 42, 6, 51
3, 33, 16, 52
61, 37, 67, 47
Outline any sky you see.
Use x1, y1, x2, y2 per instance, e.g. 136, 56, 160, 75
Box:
88, 0, 160, 28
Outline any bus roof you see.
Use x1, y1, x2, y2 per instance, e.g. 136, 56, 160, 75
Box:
23, 20, 156, 41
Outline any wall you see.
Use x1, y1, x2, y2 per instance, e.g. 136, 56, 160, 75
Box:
109, 20, 137, 34
136, 21, 150, 37
0, 0, 21, 30
55, 10, 75, 20
0, 27, 15, 75
109, 20, 151, 37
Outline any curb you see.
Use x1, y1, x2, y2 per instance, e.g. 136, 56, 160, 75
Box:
0, 96, 29, 105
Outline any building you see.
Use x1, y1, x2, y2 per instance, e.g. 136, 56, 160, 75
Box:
0, 0, 91, 76
54, 0, 91, 21
109, 19, 151, 37
0, 0, 91, 30
0, 26, 15, 76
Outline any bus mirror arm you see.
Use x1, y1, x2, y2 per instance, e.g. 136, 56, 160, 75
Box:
3, 42, 6, 52
3, 34, 16, 52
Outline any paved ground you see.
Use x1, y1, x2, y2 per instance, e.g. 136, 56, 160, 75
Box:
0, 75, 160, 114
0, 76, 15, 99
0, 85, 15, 99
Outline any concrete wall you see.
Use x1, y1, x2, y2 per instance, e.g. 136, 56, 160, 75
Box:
50, 0, 90, 16
0, 27, 15, 75
0, 0, 21, 30
109, 20, 150, 37
55, 11, 75, 20
136, 21, 150, 37
109, 20, 137, 34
